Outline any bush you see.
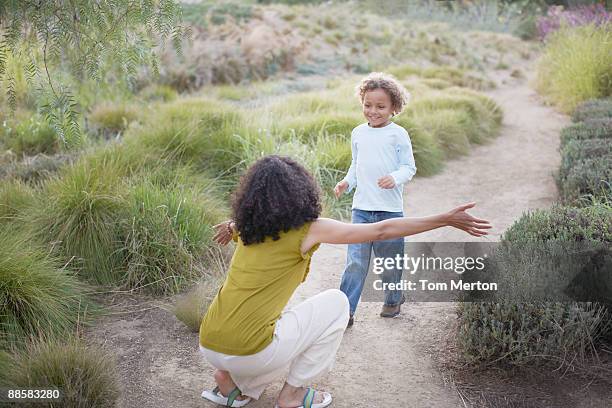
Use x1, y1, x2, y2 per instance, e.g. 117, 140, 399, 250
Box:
571, 98, 612, 122
537, 4, 612, 40
0, 180, 35, 224
558, 154, 612, 202
88, 103, 139, 136
279, 113, 358, 142
1, 115, 59, 156
122, 181, 224, 295
458, 204, 612, 368
138, 84, 178, 102
558, 138, 612, 181
0, 153, 74, 184
7, 339, 120, 407
536, 24, 612, 113
560, 118, 612, 147
314, 134, 352, 172
28, 157, 128, 284
412, 109, 472, 158
406, 91, 502, 144
0, 232, 93, 349
173, 276, 224, 332
393, 116, 445, 176
125, 97, 245, 173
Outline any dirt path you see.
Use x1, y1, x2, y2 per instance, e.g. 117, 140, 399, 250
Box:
87, 68, 570, 408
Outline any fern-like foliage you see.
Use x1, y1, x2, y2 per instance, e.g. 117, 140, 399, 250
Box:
0, 0, 188, 149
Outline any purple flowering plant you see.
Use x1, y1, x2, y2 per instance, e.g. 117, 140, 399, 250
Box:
537, 3, 612, 40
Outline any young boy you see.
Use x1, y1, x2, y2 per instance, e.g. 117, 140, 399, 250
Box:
334, 72, 416, 327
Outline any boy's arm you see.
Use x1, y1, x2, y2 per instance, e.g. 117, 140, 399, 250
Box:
341, 132, 358, 192
390, 131, 417, 186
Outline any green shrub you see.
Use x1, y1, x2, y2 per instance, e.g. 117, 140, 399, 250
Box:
458, 204, 612, 368
560, 118, 612, 147
0, 180, 35, 224
1, 115, 59, 156
558, 139, 612, 182
28, 158, 128, 284
413, 109, 472, 158
558, 154, 612, 202
315, 134, 352, 172
406, 92, 502, 144
174, 275, 224, 332
88, 103, 139, 135
0, 232, 93, 349
536, 25, 612, 113
125, 98, 245, 173
279, 113, 358, 142
138, 84, 178, 102
572, 98, 612, 122
7, 339, 120, 407
393, 116, 444, 176
122, 181, 223, 295
0, 153, 74, 184
458, 302, 610, 367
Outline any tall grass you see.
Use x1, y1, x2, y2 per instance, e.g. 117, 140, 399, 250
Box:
536, 24, 612, 113
122, 181, 224, 295
0, 180, 35, 224
174, 275, 225, 332
0, 231, 93, 350
7, 338, 120, 407
28, 157, 128, 284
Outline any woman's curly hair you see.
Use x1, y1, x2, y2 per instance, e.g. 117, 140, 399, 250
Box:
231, 155, 322, 245
356, 72, 411, 116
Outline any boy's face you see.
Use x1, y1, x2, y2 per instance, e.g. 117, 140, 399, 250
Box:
362, 88, 394, 128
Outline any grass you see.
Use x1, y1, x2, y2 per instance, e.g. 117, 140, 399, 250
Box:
88, 103, 139, 136
6, 338, 120, 407
0, 179, 35, 224
124, 97, 246, 173
0, 231, 93, 350
28, 157, 128, 284
122, 181, 224, 295
536, 24, 612, 113
0, 114, 60, 156
173, 275, 225, 332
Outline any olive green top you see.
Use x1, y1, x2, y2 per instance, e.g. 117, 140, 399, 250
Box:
199, 222, 320, 356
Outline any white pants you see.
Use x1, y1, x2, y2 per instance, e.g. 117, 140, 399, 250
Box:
200, 289, 350, 399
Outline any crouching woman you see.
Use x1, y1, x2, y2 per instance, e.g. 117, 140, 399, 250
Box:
199, 155, 490, 408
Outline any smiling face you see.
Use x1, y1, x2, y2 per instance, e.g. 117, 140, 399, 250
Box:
362, 88, 395, 128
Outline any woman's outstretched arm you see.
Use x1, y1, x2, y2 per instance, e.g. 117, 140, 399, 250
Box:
301, 202, 491, 254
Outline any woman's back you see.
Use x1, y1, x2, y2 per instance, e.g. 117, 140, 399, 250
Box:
199, 222, 320, 356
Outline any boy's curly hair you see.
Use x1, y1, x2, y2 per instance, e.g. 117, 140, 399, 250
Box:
356, 72, 411, 115
231, 155, 322, 245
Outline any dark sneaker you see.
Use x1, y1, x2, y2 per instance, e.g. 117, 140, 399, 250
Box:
347, 315, 354, 328
380, 295, 406, 318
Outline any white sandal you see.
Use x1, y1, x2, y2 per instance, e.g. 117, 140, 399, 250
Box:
201, 386, 251, 407
275, 387, 333, 408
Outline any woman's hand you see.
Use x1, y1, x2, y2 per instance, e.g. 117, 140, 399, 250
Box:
377, 175, 396, 189
333, 180, 349, 198
445, 203, 491, 237
213, 220, 235, 246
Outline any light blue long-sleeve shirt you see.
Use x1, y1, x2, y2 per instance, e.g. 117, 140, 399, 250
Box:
342, 121, 417, 212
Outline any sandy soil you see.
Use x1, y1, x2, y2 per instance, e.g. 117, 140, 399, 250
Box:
86, 69, 611, 407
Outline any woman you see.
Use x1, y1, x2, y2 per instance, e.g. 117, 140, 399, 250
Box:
199, 155, 490, 408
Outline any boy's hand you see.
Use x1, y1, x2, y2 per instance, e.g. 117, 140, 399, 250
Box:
334, 180, 349, 198
377, 175, 396, 189
213, 220, 235, 246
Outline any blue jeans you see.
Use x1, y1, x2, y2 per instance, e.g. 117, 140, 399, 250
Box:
339, 209, 404, 316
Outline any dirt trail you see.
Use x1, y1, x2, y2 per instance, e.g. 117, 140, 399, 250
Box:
87, 68, 570, 408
